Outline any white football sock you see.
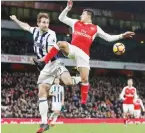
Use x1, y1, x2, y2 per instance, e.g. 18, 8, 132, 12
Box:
39, 98, 48, 124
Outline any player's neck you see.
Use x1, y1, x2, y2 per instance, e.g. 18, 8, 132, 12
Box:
128, 85, 132, 88
39, 29, 48, 34
82, 19, 92, 24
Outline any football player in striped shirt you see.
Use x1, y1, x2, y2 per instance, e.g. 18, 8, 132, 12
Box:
10, 13, 80, 133
49, 78, 64, 126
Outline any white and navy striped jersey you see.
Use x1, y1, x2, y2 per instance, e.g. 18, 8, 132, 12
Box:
49, 84, 64, 103
29, 27, 57, 59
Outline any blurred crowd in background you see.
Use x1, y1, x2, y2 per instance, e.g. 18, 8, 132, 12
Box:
1, 71, 145, 118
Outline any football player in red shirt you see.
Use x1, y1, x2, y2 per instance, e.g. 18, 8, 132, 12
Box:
120, 78, 138, 124
134, 98, 145, 118
39, 0, 135, 105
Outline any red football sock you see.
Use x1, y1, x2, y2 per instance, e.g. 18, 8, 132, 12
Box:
45, 47, 59, 63
81, 83, 89, 104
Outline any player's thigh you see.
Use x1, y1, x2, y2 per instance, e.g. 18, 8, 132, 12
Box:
38, 83, 50, 96
52, 103, 61, 112
38, 74, 55, 85
137, 110, 141, 118
134, 110, 138, 118
57, 41, 69, 56
37, 62, 57, 85
56, 64, 69, 76
54, 110, 60, 114
37, 73, 54, 96
134, 110, 141, 118
128, 104, 134, 114
123, 104, 129, 113
60, 71, 72, 85
78, 67, 90, 83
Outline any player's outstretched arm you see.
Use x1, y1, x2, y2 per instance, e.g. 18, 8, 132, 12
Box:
140, 99, 145, 112
97, 25, 135, 42
49, 86, 55, 96
10, 15, 30, 32
58, 0, 77, 27
134, 88, 138, 99
120, 87, 126, 100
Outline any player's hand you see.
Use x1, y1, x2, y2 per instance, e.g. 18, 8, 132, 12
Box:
49, 93, 56, 96
67, 0, 73, 11
37, 57, 45, 62
10, 15, 17, 21
29, 57, 35, 64
122, 31, 135, 38
33, 58, 45, 71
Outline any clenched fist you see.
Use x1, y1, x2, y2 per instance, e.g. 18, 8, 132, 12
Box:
122, 31, 135, 38
10, 15, 17, 21
67, 0, 73, 11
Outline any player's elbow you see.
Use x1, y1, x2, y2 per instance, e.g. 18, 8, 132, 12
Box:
58, 15, 63, 22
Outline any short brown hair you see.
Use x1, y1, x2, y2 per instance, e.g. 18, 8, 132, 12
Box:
83, 9, 94, 20
37, 13, 49, 23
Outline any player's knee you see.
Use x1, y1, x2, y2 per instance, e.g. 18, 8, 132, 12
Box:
38, 84, 48, 97
64, 78, 73, 86
81, 77, 88, 83
61, 73, 73, 85
54, 110, 60, 114
57, 41, 68, 49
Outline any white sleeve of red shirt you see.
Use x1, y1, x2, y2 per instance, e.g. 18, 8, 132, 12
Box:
59, 7, 78, 28
140, 99, 145, 111
134, 87, 138, 99
96, 25, 123, 42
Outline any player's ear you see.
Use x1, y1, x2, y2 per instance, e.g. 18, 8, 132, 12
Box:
37, 22, 40, 27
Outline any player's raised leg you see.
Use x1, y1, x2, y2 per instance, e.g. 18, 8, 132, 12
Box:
61, 71, 81, 85
78, 67, 90, 104
44, 41, 69, 63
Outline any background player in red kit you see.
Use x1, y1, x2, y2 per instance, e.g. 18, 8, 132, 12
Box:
40, 0, 135, 105
120, 79, 138, 124
133, 97, 145, 118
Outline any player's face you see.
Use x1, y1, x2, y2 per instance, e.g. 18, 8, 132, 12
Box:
128, 80, 133, 86
80, 11, 90, 22
54, 78, 60, 85
38, 17, 49, 32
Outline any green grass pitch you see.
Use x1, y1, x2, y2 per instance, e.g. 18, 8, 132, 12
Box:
1, 124, 145, 133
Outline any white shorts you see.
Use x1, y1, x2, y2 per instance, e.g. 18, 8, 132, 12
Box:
52, 102, 62, 111
67, 44, 90, 69
37, 60, 68, 85
123, 104, 134, 114
134, 110, 141, 118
